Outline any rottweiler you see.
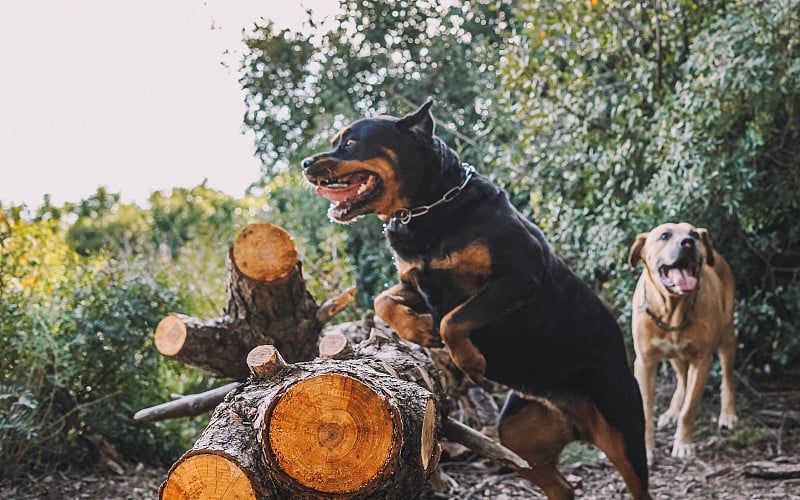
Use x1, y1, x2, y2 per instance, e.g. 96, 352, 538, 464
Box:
302, 100, 651, 500
629, 223, 737, 465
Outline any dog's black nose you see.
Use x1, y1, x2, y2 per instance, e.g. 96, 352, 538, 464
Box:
301, 156, 315, 170
681, 237, 696, 248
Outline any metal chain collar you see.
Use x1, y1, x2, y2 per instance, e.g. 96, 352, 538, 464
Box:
392, 164, 476, 224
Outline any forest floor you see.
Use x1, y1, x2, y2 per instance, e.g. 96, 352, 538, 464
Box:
2, 376, 798, 499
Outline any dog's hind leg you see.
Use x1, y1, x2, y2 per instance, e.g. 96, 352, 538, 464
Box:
574, 400, 652, 500
498, 392, 576, 500
658, 358, 688, 429
717, 325, 738, 429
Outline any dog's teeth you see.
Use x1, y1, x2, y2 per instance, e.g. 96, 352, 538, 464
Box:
357, 183, 367, 195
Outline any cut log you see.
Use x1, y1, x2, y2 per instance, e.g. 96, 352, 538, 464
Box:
161, 335, 448, 499
154, 223, 323, 380
160, 385, 272, 500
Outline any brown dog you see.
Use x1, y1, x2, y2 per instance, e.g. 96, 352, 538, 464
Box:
629, 222, 737, 465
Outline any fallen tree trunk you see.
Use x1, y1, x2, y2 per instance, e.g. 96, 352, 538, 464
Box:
160, 333, 447, 499
154, 223, 324, 380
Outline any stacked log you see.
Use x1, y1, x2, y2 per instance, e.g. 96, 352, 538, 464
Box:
160, 332, 449, 499
153, 223, 323, 380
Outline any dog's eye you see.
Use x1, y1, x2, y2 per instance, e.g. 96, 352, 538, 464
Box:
689, 231, 700, 239
659, 232, 672, 241
342, 139, 357, 149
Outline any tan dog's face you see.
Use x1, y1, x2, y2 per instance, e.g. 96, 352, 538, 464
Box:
629, 222, 715, 295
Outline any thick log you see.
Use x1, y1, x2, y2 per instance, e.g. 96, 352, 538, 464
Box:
161, 335, 448, 499
154, 223, 323, 380
160, 384, 271, 500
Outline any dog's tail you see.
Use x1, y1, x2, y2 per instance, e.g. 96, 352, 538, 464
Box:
585, 355, 651, 500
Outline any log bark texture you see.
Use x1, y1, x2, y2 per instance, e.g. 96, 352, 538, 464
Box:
154, 223, 323, 380
160, 332, 450, 499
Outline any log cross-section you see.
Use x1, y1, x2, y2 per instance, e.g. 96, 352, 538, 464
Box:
153, 223, 323, 380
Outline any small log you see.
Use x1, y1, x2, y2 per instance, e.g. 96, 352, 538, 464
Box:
743, 461, 800, 479
318, 332, 353, 359
154, 223, 322, 380
247, 344, 287, 379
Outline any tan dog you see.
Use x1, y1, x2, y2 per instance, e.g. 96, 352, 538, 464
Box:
629, 222, 737, 465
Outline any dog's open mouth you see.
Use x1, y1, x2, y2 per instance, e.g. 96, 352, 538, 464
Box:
313, 171, 382, 221
659, 259, 700, 293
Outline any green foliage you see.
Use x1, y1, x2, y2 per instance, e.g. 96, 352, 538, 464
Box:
0, 214, 194, 479
499, 0, 800, 372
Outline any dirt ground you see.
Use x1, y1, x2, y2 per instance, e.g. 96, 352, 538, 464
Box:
2, 378, 798, 499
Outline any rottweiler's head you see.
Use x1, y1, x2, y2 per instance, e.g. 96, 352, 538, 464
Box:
628, 222, 716, 295
302, 99, 438, 223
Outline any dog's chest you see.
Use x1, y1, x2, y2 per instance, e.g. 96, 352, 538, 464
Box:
650, 335, 698, 359
394, 242, 491, 300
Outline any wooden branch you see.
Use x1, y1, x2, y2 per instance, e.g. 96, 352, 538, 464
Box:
744, 461, 800, 479
133, 382, 241, 422
444, 417, 530, 471
154, 223, 322, 380
316, 285, 357, 322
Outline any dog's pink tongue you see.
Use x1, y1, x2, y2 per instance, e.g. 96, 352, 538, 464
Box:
668, 268, 697, 291
315, 184, 360, 203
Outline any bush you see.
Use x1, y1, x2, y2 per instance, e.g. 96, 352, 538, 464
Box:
0, 214, 193, 479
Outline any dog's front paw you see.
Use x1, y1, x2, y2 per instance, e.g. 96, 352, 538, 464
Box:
646, 447, 656, 468
671, 441, 695, 459
449, 347, 486, 384
718, 412, 738, 429
657, 410, 678, 429
396, 310, 442, 348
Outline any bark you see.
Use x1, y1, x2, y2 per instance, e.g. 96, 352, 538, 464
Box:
154, 223, 323, 380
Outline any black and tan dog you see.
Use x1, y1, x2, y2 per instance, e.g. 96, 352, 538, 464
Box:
302, 100, 650, 500
629, 223, 737, 465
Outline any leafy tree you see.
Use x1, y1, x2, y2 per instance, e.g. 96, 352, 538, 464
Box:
239, 0, 518, 305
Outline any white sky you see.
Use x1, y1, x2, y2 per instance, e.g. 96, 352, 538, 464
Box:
0, 0, 339, 209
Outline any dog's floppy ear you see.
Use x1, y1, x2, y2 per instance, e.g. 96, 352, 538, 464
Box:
697, 228, 715, 266
628, 232, 649, 267
396, 98, 435, 139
